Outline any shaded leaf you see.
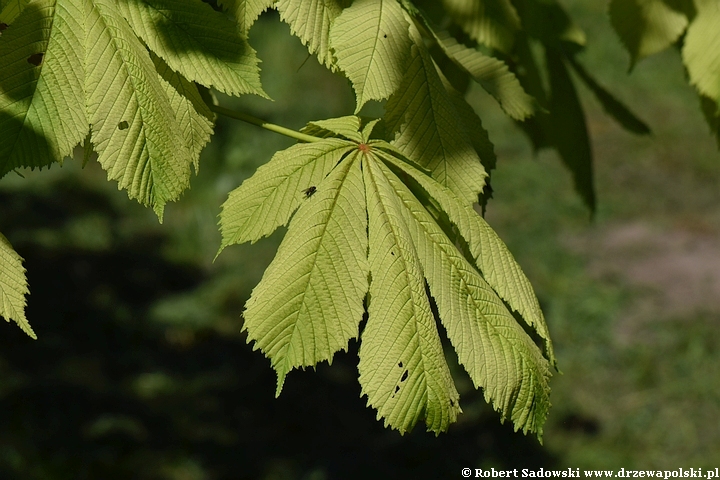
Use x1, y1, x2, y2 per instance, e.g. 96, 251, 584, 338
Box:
0, 0, 87, 176
609, 0, 688, 67
85, 0, 193, 218
568, 56, 650, 135
441, 0, 520, 53
219, 0, 274, 34
385, 23, 487, 205
118, 0, 267, 97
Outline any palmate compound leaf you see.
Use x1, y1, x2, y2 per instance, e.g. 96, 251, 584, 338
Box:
219, 117, 553, 436
117, 0, 267, 98
277, 0, 348, 70
329, 0, 412, 111
384, 19, 488, 205
0, 232, 35, 339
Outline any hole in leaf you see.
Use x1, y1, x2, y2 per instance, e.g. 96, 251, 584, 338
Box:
450, 399, 455, 407
383, 34, 387, 38
398, 362, 402, 368
27, 53, 44, 66
0, 23, 8, 32
394, 385, 400, 393
400, 370, 408, 382
390, 251, 394, 256
118, 121, 129, 130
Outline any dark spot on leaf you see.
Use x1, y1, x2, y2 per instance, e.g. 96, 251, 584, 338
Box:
383, 34, 387, 38
27, 53, 44, 66
303, 186, 316, 198
394, 385, 400, 393
390, 251, 394, 256
400, 370, 408, 382
0, 23, 8, 32
398, 362, 402, 368
118, 121, 129, 130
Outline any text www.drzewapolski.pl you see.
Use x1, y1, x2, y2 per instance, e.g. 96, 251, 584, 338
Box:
461, 468, 720, 479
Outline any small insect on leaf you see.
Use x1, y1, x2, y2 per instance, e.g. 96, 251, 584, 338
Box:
27, 53, 44, 66
303, 186, 316, 198
118, 121, 129, 130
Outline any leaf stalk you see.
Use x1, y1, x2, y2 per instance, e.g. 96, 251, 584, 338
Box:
210, 105, 322, 144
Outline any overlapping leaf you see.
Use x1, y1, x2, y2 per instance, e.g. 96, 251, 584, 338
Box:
219, 0, 274, 34
441, 0, 520, 53
1, 0, 267, 216
682, 4, 720, 103
117, 0, 266, 97
329, 0, 411, 111
385, 23, 488, 205
0, 232, 35, 339
277, 0, 347, 69
375, 156, 550, 433
0, 0, 86, 176
219, 118, 553, 436
609, 0, 688, 67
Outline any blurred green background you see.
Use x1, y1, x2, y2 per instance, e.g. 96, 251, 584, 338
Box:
1, 2, 719, 478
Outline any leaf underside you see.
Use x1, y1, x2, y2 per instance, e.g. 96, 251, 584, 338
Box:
221, 118, 553, 437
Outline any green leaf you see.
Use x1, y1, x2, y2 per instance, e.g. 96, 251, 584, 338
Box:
377, 158, 550, 435
221, 118, 553, 435
118, 0, 267, 97
152, 54, 215, 173
385, 24, 488, 205
609, 0, 688, 67
513, 0, 586, 49
441, 0, 520, 53
243, 152, 369, 393
0, 0, 87, 176
432, 28, 535, 121
0, 0, 29, 24
0, 232, 36, 339
567, 56, 651, 135
379, 150, 555, 367
85, 0, 193, 218
219, 138, 355, 249
218, 0, 274, 34
682, 4, 720, 103
545, 48, 595, 213
300, 115, 363, 142
277, 0, 347, 69
329, 0, 412, 111
360, 157, 460, 434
